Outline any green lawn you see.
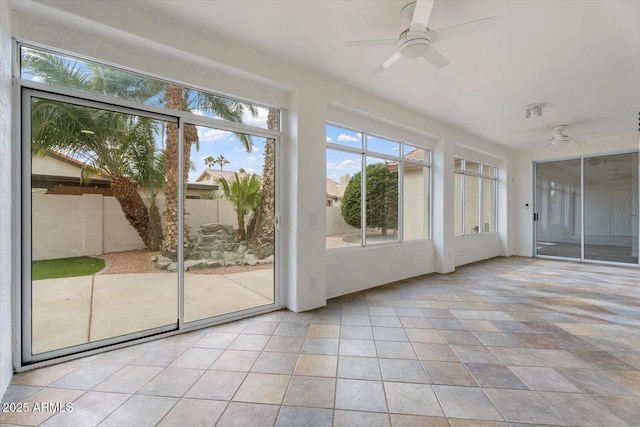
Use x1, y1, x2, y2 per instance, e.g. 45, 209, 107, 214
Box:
32, 256, 105, 280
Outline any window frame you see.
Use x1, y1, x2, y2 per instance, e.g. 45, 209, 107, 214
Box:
454, 157, 498, 236
326, 122, 432, 249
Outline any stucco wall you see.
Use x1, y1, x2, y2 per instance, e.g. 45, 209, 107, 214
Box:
31, 194, 240, 260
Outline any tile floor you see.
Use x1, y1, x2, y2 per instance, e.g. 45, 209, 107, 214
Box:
2, 256, 640, 426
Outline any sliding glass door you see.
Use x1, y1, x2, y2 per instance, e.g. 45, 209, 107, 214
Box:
182, 123, 277, 324
535, 153, 639, 265
535, 159, 582, 259
584, 153, 638, 263
24, 92, 179, 361
22, 90, 280, 364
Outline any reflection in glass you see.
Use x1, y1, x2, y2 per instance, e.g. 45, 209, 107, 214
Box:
535, 159, 582, 258
403, 163, 429, 240
584, 153, 638, 263
326, 149, 362, 248
454, 173, 463, 236
482, 178, 496, 233
183, 125, 275, 323
464, 175, 481, 234
30, 97, 177, 354
466, 161, 481, 174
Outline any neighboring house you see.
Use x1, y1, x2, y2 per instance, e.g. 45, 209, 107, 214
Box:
194, 168, 252, 199
32, 151, 217, 198
31, 151, 112, 195
386, 148, 429, 240
326, 174, 350, 207
195, 169, 247, 185
326, 178, 341, 207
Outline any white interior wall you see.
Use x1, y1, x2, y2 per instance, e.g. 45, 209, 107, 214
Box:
0, 0, 13, 401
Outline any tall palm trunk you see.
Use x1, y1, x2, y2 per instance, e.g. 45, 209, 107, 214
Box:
162, 84, 196, 258
147, 202, 163, 251
110, 175, 151, 249
250, 109, 278, 252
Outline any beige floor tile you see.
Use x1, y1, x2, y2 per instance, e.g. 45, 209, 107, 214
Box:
293, 354, 337, 377
232, 373, 290, 404
157, 398, 227, 427
282, 376, 336, 408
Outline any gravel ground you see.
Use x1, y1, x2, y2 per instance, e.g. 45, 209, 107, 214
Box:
100, 250, 271, 275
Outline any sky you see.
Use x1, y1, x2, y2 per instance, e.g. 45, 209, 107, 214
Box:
326, 124, 403, 183
189, 119, 267, 182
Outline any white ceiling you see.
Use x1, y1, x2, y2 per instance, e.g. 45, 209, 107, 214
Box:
94, 1, 640, 149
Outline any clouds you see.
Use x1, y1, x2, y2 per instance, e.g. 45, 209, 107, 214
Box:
338, 133, 361, 142
328, 159, 360, 172
326, 157, 361, 182
242, 106, 269, 129
198, 127, 233, 143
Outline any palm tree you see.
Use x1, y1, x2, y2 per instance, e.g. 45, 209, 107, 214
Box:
30, 97, 161, 250
161, 84, 257, 257
204, 155, 216, 170
250, 109, 278, 254
122, 125, 166, 251
24, 49, 165, 250
216, 155, 230, 171
217, 173, 262, 242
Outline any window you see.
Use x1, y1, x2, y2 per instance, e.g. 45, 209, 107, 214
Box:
454, 157, 497, 236
326, 124, 431, 249
20, 46, 275, 130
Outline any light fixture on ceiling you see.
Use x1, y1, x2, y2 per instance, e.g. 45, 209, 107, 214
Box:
522, 102, 547, 119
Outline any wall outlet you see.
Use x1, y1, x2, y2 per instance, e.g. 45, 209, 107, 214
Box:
310, 278, 317, 289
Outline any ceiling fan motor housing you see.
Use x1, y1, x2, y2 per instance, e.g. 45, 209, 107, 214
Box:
399, 29, 432, 58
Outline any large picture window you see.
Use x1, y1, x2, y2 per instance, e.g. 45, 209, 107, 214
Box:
326, 124, 431, 249
454, 157, 497, 236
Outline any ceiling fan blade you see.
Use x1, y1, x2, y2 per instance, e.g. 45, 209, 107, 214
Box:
422, 45, 449, 68
410, 0, 435, 31
431, 16, 497, 42
375, 51, 402, 73
347, 38, 398, 47
572, 139, 587, 144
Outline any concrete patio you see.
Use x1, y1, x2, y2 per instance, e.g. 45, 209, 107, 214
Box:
32, 269, 274, 354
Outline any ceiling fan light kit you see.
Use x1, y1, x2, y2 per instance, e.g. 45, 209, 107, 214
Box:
347, 0, 496, 72
522, 102, 547, 119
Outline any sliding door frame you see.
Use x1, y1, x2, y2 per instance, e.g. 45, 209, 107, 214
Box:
534, 151, 640, 267
18, 87, 284, 368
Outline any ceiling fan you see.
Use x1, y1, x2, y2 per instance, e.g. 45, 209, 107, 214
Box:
347, 0, 497, 72
546, 125, 586, 147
